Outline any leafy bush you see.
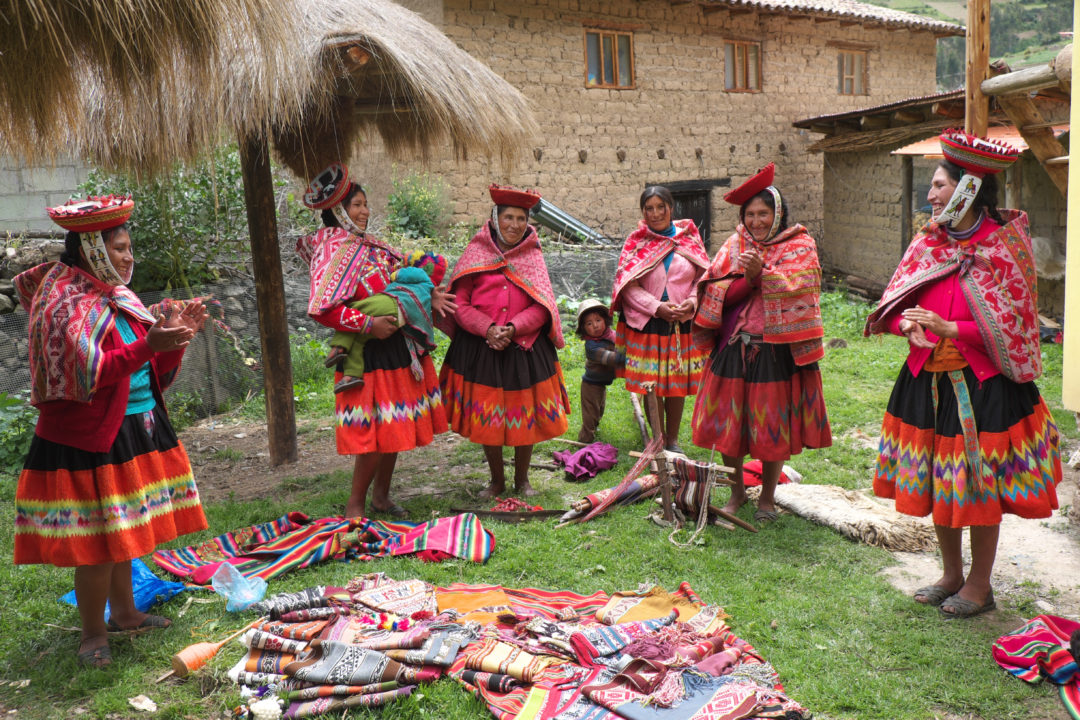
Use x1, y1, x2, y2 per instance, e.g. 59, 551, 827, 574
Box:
385, 171, 451, 240
0, 391, 35, 475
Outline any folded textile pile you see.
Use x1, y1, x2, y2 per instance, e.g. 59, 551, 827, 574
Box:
153, 512, 495, 584
228, 576, 810, 719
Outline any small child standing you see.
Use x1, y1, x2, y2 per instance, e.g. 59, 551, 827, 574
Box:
575, 299, 625, 443
326, 251, 446, 393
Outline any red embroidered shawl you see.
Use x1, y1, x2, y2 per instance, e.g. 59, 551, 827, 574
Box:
611, 219, 709, 311
865, 210, 1041, 383
441, 222, 564, 348
15, 262, 157, 405
694, 224, 824, 365
295, 227, 403, 316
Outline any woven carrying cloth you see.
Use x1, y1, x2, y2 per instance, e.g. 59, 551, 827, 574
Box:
694, 223, 824, 365
611, 219, 709, 313
866, 210, 1041, 384
15, 262, 156, 404
441, 221, 564, 349
295, 227, 403, 316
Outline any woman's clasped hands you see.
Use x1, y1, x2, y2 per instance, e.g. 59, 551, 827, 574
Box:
485, 323, 515, 350
900, 305, 958, 348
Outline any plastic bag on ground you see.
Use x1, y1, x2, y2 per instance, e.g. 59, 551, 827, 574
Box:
211, 562, 268, 612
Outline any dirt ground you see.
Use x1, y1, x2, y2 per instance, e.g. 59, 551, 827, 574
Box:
182, 417, 1080, 619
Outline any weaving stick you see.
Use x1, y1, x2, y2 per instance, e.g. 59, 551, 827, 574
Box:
168, 616, 266, 678
642, 386, 674, 522
628, 392, 651, 447
628, 451, 736, 484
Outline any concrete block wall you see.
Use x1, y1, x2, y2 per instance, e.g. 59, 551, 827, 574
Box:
352, 0, 939, 254
0, 156, 90, 233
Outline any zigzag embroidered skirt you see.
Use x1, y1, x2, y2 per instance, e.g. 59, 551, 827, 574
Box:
15, 404, 207, 567
690, 335, 831, 460
616, 315, 706, 397
873, 365, 1061, 528
335, 332, 447, 455
439, 331, 569, 447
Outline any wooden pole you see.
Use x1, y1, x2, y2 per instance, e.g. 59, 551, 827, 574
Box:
900, 154, 913, 259
965, 0, 990, 136
238, 132, 298, 466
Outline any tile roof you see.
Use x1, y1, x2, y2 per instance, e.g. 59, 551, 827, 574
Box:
793, 90, 964, 127
701, 0, 964, 36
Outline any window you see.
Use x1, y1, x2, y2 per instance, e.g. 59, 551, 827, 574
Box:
837, 50, 867, 95
724, 41, 761, 92
585, 30, 634, 88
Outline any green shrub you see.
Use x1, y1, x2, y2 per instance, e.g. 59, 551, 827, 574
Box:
0, 391, 35, 475
385, 171, 451, 240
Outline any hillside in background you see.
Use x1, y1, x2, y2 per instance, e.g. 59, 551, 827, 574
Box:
865, 0, 1072, 90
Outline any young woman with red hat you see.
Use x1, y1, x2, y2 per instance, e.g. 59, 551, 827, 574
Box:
296, 163, 453, 519
866, 130, 1061, 617
611, 186, 710, 453
691, 164, 832, 523
438, 184, 569, 498
13, 196, 210, 667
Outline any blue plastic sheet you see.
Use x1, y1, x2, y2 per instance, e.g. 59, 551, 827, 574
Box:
60, 558, 187, 621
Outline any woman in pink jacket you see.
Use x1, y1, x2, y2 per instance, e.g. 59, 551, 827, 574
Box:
439, 185, 569, 498
611, 186, 710, 452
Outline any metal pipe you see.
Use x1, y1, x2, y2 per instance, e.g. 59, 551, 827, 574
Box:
530, 199, 609, 244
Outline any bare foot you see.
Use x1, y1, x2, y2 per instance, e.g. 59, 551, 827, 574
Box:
344, 502, 366, 518
516, 482, 539, 498
721, 491, 747, 516
478, 484, 506, 500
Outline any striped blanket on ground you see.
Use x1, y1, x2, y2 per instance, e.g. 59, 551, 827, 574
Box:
153, 512, 495, 584
993, 614, 1080, 720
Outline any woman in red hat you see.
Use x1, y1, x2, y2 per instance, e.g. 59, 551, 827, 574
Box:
611, 186, 710, 453
13, 196, 210, 667
296, 163, 452, 518
439, 185, 569, 498
866, 130, 1061, 617
691, 164, 831, 523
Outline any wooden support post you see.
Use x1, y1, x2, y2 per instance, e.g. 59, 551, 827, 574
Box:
1006, 161, 1023, 210
900, 155, 912, 259
996, 95, 1069, 197
629, 392, 651, 446
643, 387, 673, 522
238, 132, 298, 466
964, 0, 990, 136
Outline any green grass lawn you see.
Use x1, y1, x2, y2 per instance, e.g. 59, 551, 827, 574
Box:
0, 292, 1074, 719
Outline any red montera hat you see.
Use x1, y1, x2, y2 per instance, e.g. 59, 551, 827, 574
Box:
489, 183, 541, 210
304, 162, 353, 210
939, 129, 1020, 176
47, 195, 134, 233
723, 163, 775, 206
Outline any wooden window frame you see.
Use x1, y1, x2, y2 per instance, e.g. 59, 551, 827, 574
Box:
837, 49, 868, 96
583, 29, 636, 90
723, 40, 762, 93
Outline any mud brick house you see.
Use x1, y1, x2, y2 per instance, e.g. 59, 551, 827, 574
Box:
357, 0, 961, 250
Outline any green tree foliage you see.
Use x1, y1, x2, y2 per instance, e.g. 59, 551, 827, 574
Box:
80, 144, 255, 292
385, 171, 451, 240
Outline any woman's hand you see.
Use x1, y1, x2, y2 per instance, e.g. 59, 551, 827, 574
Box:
656, 302, 680, 322
486, 324, 513, 350
431, 284, 458, 319
902, 306, 958, 340
370, 315, 399, 339
672, 299, 696, 323
899, 317, 936, 349
147, 309, 196, 352
173, 300, 210, 334
738, 250, 764, 282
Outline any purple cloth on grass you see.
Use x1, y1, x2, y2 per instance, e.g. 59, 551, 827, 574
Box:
553, 443, 618, 481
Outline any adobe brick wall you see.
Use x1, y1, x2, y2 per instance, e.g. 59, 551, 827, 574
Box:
353, 0, 938, 254
0, 156, 90, 233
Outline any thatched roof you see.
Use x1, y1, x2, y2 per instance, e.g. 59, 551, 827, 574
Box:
0, 0, 536, 178
269, 1, 538, 179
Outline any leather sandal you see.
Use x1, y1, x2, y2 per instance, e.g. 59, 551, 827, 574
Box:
324, 346, 348, 368
334, 376, 364, 394
913, 584, 956, 606
940, 590, 996, 618
77, 643, 112, 668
